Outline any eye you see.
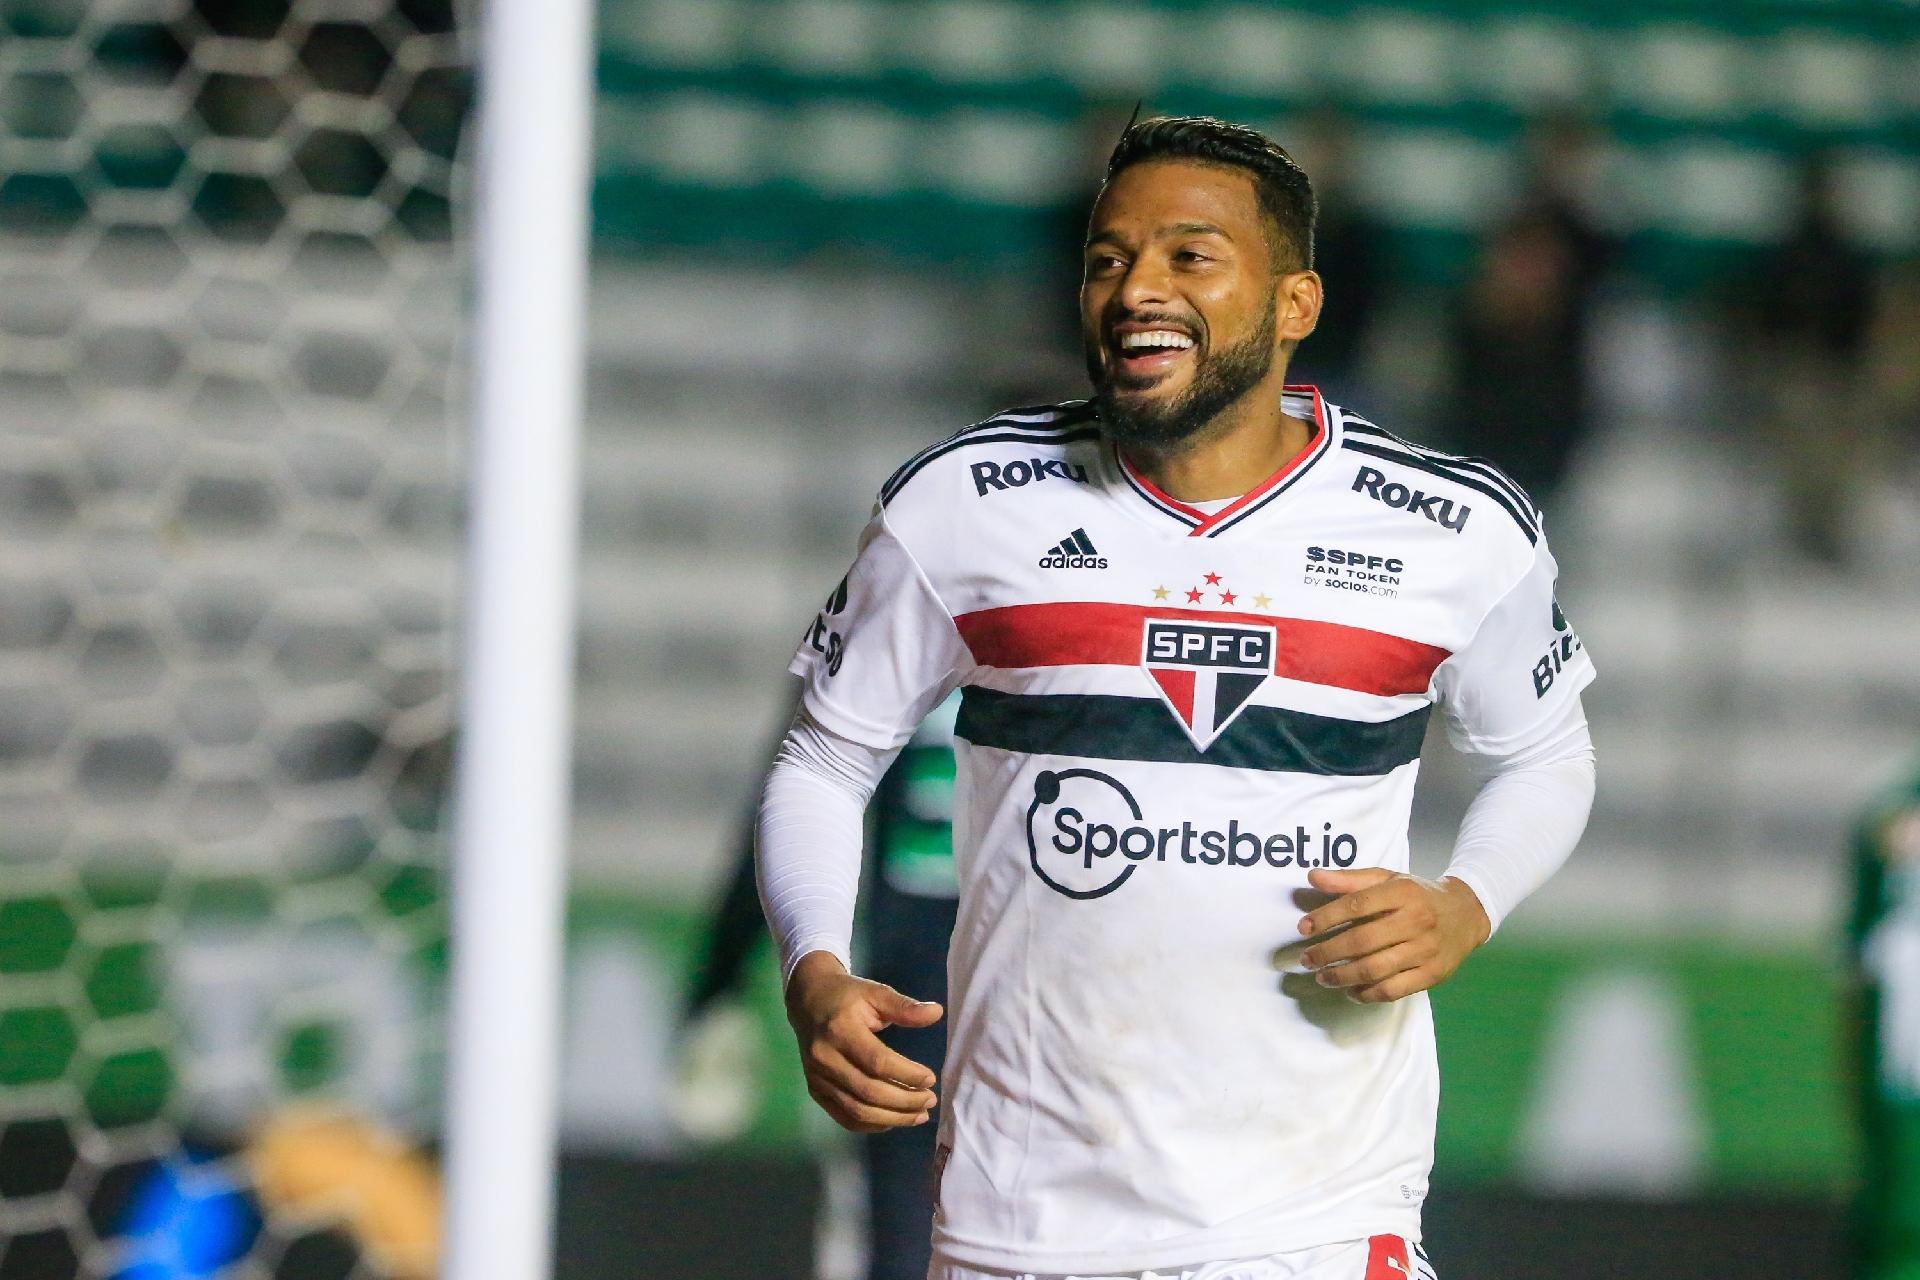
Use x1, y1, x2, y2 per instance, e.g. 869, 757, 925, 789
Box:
1174, 249, 1212, 264
1085, 253, 1126, 274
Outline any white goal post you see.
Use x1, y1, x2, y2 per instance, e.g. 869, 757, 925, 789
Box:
443, 0, 595, 1275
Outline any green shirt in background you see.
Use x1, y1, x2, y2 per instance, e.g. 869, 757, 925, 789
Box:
1850, 755, 1920, 1280
875, 692, 960, 902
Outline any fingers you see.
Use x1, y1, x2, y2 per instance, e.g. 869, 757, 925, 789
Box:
1296, 874, 1461, 1003
810, 1039, 936, 1111
869, 985, 944, 1029
805, 1075, 930, 1133
789, 971, 948, 1132
1299, 885, 1388, 937
1307, 867, 1392, 894
1312, 939, 1431, 991
800, 1007, 939, 1135
1299, 872, 1430, 938
845, 1031, 938, 1092
1350, 967, 1437, 1004
1299, 917, 1410, 971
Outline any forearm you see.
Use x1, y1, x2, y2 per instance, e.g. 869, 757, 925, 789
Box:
1443, 702, 1596, 934
754, 709, 898, 984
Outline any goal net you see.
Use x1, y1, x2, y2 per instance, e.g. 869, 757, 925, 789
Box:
0, 1, 469, 1274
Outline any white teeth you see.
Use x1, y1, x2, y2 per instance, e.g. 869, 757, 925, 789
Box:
1118, 330, 1194, 351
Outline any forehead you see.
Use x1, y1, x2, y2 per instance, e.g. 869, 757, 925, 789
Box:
1088, 160, 1263, 241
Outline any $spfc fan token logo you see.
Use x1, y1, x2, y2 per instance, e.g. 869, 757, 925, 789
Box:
1141, 618, 1275, 750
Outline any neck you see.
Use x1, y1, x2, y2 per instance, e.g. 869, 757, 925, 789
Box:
1121, 379, 1314, 502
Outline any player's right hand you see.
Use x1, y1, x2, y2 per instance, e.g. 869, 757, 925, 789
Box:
783, 950, 942, 1134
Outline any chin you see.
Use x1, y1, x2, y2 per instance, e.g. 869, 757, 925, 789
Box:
1108, 370, 1188, 400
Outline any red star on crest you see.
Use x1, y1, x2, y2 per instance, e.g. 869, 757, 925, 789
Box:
1219, 590, 1237, 604
1204, 572, 1222, 585
1185, 587, 1205, 603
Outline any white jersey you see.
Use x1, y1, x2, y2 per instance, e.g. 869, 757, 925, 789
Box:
788, 388, 1595, 1275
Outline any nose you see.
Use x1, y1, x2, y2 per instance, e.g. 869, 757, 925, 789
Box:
1115, 253, 1174, 314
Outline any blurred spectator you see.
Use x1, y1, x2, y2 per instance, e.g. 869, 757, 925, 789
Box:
1287, 107, 1385, 404
1732, 155, 1881, 565
1442, 209, 1595, 504
1865, 258, 1920, 482
1442, 114, 1612, 504
1517, 110, 1614, 307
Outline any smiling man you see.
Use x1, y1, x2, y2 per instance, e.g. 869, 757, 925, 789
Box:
758, 117, 1598, 1280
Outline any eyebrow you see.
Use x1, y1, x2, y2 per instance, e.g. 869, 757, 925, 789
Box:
1167, 221, 1232, 239
1085, 220, 1236, 249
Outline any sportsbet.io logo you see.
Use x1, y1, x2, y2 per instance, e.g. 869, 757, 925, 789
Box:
1026, 768, 1360, 900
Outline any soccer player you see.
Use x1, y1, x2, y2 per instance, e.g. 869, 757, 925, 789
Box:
1848, 753, 1920, 1280
758, 117, 1597, 1280
684, 697, 962, 1280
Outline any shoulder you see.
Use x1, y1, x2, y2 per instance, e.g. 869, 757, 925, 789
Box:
1333, 407, 1545, 553
878, 400, 1102, 512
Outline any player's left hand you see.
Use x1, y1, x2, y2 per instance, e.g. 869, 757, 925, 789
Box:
1296, 869, 1491, 1003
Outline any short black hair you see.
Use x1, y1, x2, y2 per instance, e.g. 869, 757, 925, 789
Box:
1103, 115, 1317, 271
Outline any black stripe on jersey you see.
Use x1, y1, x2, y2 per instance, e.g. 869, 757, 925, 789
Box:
881, 405, 1098, 506
884, 400, 1092, 484
1343, 416, 1540, 522
1340, 439, 1540, 544
882, 425, 1103, 507
956, 688, 1430, 776
881, 402, 1093, 496
990, 399, 1096, 422
1069, 528, 1096, 555
1343, 421, 1540, 528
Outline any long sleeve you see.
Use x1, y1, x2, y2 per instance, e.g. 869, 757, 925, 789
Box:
754, 708, 899, 984
1441, 697, 1596, 934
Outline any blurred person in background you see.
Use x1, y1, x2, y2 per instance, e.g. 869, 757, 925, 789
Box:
1442, 113, 1612, 506
1864, 258, 1920, 487
1514, 110, 1614, 309
1284, 107, 1385, 407
1848, 754, 1920, 1280
684, 697, 962, 1280
759, 115, 1597, 1280
1442, 209, 1592, 505
1731, 153, 1881, 565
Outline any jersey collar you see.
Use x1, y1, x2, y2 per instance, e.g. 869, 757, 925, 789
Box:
1113, 385, 1333, 538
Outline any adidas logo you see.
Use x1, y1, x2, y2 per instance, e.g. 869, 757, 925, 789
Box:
1038, 528, 1109, 569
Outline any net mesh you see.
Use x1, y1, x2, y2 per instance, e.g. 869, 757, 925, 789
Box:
0, 1, 468, 1274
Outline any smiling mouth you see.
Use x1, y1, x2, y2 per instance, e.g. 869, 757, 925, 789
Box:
1110, 328, 1197, 382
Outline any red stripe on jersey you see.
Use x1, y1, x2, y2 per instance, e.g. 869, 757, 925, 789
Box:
1147, 666, 1195, 721
1365, 1235, 1412, 1280
953, 602, 1449, 697
1117, 384, 1328, 537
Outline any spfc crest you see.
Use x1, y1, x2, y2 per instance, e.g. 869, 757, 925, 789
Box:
1141, 617, 1275, 750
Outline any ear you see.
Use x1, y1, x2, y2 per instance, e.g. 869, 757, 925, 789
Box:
1276, 270, 1323, 345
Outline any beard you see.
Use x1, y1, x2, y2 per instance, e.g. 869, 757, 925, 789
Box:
1088, 296, 1278, 451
